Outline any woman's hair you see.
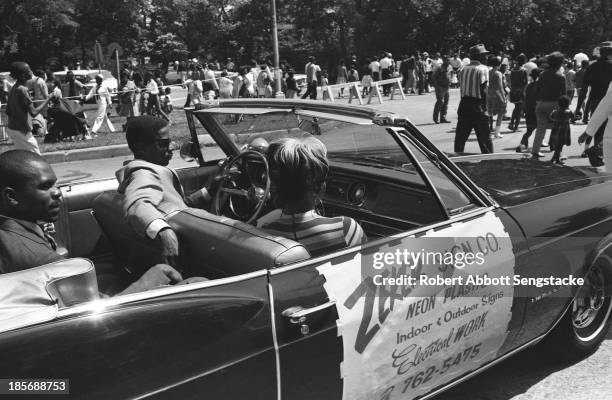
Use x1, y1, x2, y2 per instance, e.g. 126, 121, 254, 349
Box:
546, 51, 565, 70
267, 137, 329, 205
530, 68, 541, 80
558, 95, 571, 109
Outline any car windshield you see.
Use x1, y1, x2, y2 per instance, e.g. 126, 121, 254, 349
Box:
196, 110, 411, 172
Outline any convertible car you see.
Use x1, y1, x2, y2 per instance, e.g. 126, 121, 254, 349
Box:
1, 99, 611, 399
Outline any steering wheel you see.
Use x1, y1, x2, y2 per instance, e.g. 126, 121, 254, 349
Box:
212, 150, 270, 224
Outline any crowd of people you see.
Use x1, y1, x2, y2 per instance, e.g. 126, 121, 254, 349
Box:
448, 43, 612, 165
2, 42, 612, 164
328, 44, 611, 165
0, 63, 177, 153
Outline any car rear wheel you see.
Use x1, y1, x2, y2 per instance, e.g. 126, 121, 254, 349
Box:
543, 257, 612, 361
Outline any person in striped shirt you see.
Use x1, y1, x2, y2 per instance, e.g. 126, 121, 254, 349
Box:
454, 44, 493, 154
257, 137, 366, 257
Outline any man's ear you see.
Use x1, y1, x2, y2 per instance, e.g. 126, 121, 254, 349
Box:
132, 142, 146, 158
0, 187, 19, 207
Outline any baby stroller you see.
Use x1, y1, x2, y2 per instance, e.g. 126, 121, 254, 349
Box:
45, 98, 90, 142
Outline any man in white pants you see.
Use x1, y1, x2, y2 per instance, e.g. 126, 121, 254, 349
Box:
579, 82, 612, 171
85, 74, 115, 136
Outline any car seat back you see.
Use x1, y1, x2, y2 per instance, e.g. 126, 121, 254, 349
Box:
92, 191, 310, 278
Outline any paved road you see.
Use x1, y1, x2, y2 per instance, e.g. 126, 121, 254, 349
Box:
51, 89, 611, 399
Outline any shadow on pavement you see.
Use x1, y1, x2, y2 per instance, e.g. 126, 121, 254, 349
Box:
414, 122, 441, 127
434, 324, 612, 400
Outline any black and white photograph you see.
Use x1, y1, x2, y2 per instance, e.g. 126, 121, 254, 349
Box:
0, 0, 611, 399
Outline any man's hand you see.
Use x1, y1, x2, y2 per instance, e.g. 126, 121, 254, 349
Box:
176, 276, 209, 285
157, 228, 179, 267
578, 132, 590, 144
118, 264, 183, 295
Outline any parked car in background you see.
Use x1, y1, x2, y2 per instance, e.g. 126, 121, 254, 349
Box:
52, 69, 118, 93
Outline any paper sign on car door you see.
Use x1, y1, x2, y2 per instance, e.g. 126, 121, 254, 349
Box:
317, 212, 515, 400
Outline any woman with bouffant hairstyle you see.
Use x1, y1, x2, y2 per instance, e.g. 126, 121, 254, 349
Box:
257, 137, 366, 257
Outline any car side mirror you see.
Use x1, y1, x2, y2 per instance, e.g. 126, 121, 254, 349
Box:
179, 142, 198, 162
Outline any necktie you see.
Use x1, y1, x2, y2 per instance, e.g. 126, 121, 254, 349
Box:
40, 223, 58, 251
44, 232, 58, 251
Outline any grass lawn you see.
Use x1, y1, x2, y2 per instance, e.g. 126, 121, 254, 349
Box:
0, 106, 194, 155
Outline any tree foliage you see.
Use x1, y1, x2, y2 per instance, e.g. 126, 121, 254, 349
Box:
1, 0, 610, 70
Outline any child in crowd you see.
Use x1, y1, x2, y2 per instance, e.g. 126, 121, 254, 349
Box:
160, 87, 173, 115
549, 95, 573, 164
321, 71, 329, 100
361, 58, 373, 96
516, 68, 541, 153
285, 71, 298, 98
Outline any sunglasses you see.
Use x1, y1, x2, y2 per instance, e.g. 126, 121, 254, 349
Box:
152, 139, 171, 148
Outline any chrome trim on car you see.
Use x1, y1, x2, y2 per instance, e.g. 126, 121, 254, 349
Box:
56, 269, 268, 319
387, 127, 449, 219
282, 300, 337, 320
397, 131, 493, 208
267, 284, 283, 400
398, 121, 496, 207
270, 206, 496, 276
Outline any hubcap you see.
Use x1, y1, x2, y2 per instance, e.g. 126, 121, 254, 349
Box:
571, 263, 611, 342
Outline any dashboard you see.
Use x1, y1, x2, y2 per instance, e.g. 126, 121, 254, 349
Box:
322, 165, 446, 237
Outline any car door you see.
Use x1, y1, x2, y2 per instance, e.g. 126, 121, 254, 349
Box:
268, 128, 525, 400
0, 272, 276, 400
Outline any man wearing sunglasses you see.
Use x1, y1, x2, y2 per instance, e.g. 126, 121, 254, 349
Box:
116, 115, 211, 267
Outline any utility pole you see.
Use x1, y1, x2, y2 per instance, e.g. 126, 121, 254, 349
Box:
271, 0, 284, 98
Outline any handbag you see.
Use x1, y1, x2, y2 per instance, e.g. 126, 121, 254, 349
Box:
585, 144, 604, 167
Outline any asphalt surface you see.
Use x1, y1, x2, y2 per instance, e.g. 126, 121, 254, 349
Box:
51, 87, 611, 399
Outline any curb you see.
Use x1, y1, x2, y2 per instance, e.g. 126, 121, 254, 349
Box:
43, 144, 133, 164
42, 135, 217, 164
